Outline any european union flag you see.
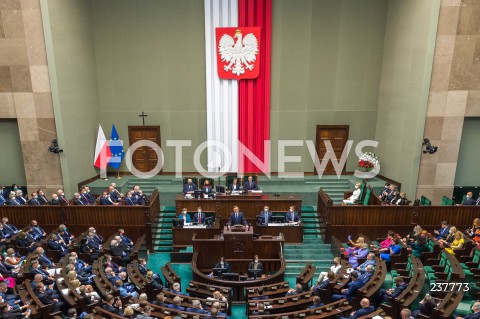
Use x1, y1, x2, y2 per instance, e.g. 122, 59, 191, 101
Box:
108, 124, 124, 169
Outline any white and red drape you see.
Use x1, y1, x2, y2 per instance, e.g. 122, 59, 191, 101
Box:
204, 0, 271, 173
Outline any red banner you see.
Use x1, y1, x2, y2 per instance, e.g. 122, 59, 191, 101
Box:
215, 27, 261, 80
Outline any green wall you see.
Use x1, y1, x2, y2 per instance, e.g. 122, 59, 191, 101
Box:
91, 0, 207, 172
0, 120, 27, 185
455, 118, 480, 186
270, 0, 387, 172
374, 0, 440, 198
41, 0, 101, 194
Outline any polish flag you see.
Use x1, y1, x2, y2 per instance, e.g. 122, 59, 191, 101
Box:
93, 124, 112, 169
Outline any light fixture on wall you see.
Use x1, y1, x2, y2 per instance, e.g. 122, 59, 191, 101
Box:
422, 138, 438, 154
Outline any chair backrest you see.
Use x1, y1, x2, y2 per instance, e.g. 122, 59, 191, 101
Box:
225, 175, 242, 188
441, 196, 455, 206
199, 177, 215, 188
420, 195, 432, 206
363, 187, 372, 205
358, 182, 366, 201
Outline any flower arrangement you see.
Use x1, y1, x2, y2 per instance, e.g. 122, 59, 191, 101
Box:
358, 152, 379, 172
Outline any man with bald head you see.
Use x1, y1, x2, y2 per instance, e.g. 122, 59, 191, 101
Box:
339, 298, 375, 319
457, 302, 480, 319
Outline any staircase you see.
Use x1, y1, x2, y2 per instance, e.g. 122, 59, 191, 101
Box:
284, 206, 332, 286
304, 178, 352, 204
151, 206, 177, 253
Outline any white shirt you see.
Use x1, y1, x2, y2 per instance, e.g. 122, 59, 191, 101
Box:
330, 264, 342, 275
350, 188, 361, 201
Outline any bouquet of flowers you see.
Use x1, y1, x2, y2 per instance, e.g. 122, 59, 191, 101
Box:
358, 152, 379, 172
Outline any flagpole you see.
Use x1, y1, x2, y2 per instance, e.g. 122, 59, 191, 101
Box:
116, 168, 122, 179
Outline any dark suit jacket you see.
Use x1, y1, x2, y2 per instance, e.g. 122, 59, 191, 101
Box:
110, 245, 127, 257
230, 183, 241, 191
463, 198, 476, 206
344, 278, 365, 301
102, 304, 123, 315
168, 304, 186, 311
390, 282, 408, 298
259, 211, 272, 224
29, 198, 41, 205
214, 262, 231, 273
244, 181, 259, 191
202, 186, 213, 194
228, 212, 247, 226
193, 212, 206, 224
38, 195, 49, 205
463, 312, 480, 319
36, 291, 55, 305
183, 183, 197, 193
49, 199, 60, 205
74, 198, 85, 205
349, 306, 375, 319
99, 197, 113, 205
0, 194, 5, 206
285, 211, 300, 222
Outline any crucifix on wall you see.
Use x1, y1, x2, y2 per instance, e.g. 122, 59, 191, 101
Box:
139, 111, 148, 126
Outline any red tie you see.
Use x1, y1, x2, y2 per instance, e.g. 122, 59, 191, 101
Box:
62, 196, 69, 205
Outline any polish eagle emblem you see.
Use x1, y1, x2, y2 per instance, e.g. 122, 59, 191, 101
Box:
218, 29, 259, 77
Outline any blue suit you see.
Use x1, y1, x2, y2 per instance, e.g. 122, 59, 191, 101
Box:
125, 196, 135, 205
85, 193, 95, 204
38, 253, 54, 267
187, 308, 208, 314
47, 239, 68, 257
0, 194, 5, 205
230, 183, 241, 191
244, 180, 258, 191
168, 304, 185, 311
308, 302, 324, 309
202, 186, 213, 194
463, 197, 476, 205
178, 213, 191, 223
339, 306, 376, 319
16, 196, 27, 205
436, 226, 450, 240
259, 211, 272, 224
7, 198, 20, 205
285, 211, 300, 223
29, 198, 41, 205
193, 212, 206, 224
332, 278, 365, 302
356, 259, 376, 274
183, 183, 197, 193
99, 197, 114, 205
2, 223, 18, 236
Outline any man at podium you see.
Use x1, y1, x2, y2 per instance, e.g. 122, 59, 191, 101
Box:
285, 205, 300, 223
214, 257, 231, 273
227, 206, 247, 226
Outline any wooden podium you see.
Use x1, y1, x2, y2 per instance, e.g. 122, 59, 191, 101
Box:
192, 226, 284, 270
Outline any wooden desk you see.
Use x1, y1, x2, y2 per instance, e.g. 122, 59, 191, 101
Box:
175, 194, 302, 220
192, 227, 285, 270
172, 220, 221, 249
256, 223, 303, 243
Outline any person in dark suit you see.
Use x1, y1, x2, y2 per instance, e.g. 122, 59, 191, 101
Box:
193, 207, 206, 224
252, 287, 268, 300
124, 192, 135, 205
110, 240, 130, 267
30, 261, 54, 285
167, 296, 185, 311
0, 188, 5, 206
47, 234, 68, 258
0, 257, 18, 278
214, 257, 231, 273
99, 192, 117, 205
49, 194, 60, 205
37, 189, 49, 205
378, 183, 391, 201
30, 220, 46, 240
1, 218, 18, 237
183, 178, 197, 194
382, 185, 396, 204
102, 295, 123, 315
229, 178, 241, 192
36, 247, 55, 268
57, 189, 70, 205
331, 272, 365, 302
28, 193, 40, 206
286, 283, 303, 296
392, 192, 408, 206
227, 206, 247, 226
243, 176, 259, 191
16, 231, 37, 253
258, 206, 272, 224
83, 186, 95, 204
117, 228, 133, 248
187, 299, 208, 314
7, 193, 20, 206
285, 205, 300, 223
307, 296, 324, 309
339, 298, 375, 319
202, 180, 213, 195
15, 190, 27, 205
152, 293, 169, 307
374, 276, 408, 306
248, 255, 263, 278
434, 221, 450, 240
463, 192, 477, 206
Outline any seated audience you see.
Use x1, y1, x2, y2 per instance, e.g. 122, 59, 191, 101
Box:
345, 235, 365, 256
378, 182, 391, 201
382, 185, 396, 204
252, 302, 269, 315
49, 194, 60, 205
102, 294, 123, 315
187, 299, 208, 314
251, 287, 268, 300
36, 247, 55, 268
405, 224, 423, 243
248, 255, 263, 278
412, 293, 436, 318
373, 276, 408, 307
214, 257, 231, 273
15, 190, 27, 205
152, 292, 169, 307
28, 193, 40, 205
35, 282, 67, 314
170, 282, 187, 296
307, 295, 324, 309
378, 231, 395, 248
401, 308, 414, 319
311, 271, 335, 294
356, 253, 376, 274
57, 189, 70, 205
47, 233, 68, 258
29, 220, 46, 240
316, 257, 342, 283
408, 235, 430, 258
342, 182, 361, 205
462, 192, 476, 205
167, 296, 185, 311
16, 231, 37, 253
2, 217, 18, 237
37, 189, 49, 205
7, 193, 20, 206
444, 231, 464, 254
183, 178, 197, 194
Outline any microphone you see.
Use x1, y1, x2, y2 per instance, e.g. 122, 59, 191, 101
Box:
273, 178, 283, 197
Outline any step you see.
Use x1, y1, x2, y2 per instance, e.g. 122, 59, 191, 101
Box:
155, 240, 173, 246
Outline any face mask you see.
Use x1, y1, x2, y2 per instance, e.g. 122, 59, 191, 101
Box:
198, 210, 201, 213
13, 187, 18, 191
290, 209, 293, 212
264, 209, 268, 211
355, 186, 359, 189
255, 259, 258, 263
35, 196, 38, 199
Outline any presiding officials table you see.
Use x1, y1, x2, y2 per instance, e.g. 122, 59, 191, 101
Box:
173, 193, 304, 247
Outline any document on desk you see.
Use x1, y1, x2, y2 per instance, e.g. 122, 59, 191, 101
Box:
183, 224, 207, 229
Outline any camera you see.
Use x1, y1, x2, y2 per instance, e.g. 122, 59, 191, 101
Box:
48, 139, 63, 153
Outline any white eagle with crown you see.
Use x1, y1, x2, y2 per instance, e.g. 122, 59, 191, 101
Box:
218, 29, 259, 76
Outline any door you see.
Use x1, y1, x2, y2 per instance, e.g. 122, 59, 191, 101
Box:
314, 125, 349, 175
128, 126, 161, 173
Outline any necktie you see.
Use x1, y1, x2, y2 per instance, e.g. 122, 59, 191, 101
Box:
476, 198, 480, 205
198, 213, 201, 223
235, 213, 238, 224
291, 212, 294, 221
